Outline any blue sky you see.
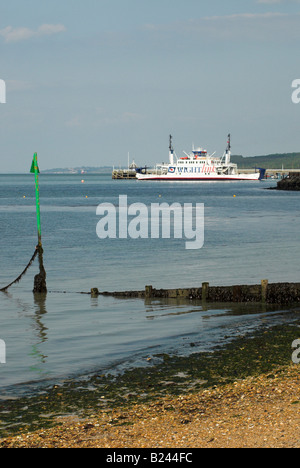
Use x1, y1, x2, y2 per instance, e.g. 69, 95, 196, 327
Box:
1, 0, 300, 172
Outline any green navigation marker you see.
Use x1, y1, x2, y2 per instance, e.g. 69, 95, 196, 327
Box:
30, 153, 47, 293
30, 152, 42, 245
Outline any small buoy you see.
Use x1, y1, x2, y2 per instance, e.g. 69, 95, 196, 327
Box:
85, 195, 88, 198
23, 196, 26, 198
233, 195, 236, 198
159, 194, 162, 198
81, 179, 85, 183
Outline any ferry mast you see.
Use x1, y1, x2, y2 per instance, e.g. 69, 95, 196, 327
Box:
169, 134, 175, 165
225, 133, 231, 165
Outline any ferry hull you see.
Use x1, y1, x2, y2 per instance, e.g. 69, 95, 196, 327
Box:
136, 173, 261, 181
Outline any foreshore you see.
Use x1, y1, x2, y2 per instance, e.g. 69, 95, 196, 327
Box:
1, 365, 299, 448
1, 316, 300, 448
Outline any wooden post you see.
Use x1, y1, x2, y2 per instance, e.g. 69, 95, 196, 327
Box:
91, 288, 99, 297
261, 279, 268, 303
202, 282, 209, 302
145, 285, 153, 298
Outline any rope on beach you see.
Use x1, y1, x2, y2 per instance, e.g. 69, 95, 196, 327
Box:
0, 247, 38, 292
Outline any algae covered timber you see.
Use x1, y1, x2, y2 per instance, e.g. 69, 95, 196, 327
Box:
92, 281, 300, 306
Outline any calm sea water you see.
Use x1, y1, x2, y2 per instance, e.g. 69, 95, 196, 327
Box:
0, 174, 299, 395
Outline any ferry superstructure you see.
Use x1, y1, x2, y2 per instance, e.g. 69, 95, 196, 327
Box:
136, 135, 265, 181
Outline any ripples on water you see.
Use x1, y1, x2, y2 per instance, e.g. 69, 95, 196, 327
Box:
0, 174, 299, 392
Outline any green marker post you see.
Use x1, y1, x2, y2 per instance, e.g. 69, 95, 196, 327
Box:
30, 153, 42, 246
30, 153, 47, 293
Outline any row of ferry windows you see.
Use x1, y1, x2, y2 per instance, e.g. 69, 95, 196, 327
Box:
178, 160, 206, 164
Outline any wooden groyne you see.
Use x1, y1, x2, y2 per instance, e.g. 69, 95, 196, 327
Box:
91, 281, 300, 305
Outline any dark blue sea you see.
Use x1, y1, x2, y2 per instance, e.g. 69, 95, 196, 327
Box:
0, 174, 299, 396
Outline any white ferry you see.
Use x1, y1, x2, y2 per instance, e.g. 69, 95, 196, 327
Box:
136, 135, 265, 181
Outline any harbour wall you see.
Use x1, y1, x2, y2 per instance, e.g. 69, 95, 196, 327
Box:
93, 281, 300, 305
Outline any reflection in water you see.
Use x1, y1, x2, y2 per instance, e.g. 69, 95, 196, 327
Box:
31, 293, 48, 369
0, 290, 50, 383
143, 296, 281, 321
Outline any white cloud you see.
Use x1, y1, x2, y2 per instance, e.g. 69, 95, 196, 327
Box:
143, 11, 300, 42
143, 11, 289, 34
144, 11, 284, 29
257, 0, 284, 3
201, 12, 288, 21
0, 24, 66, 43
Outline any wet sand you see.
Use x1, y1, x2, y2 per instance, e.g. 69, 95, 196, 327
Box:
1, 365, 299, 448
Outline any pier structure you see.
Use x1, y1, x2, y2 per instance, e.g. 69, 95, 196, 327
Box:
238, 168, 299, 178
112, 169, 137, 179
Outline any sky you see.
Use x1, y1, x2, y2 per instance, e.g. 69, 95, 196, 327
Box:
1, 0, 300, 172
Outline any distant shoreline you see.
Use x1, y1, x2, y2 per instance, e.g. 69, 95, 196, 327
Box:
41, 167, 113, 174
1, 150, 300, 175
41, 152, 300, 173
0, 169, 113, 175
